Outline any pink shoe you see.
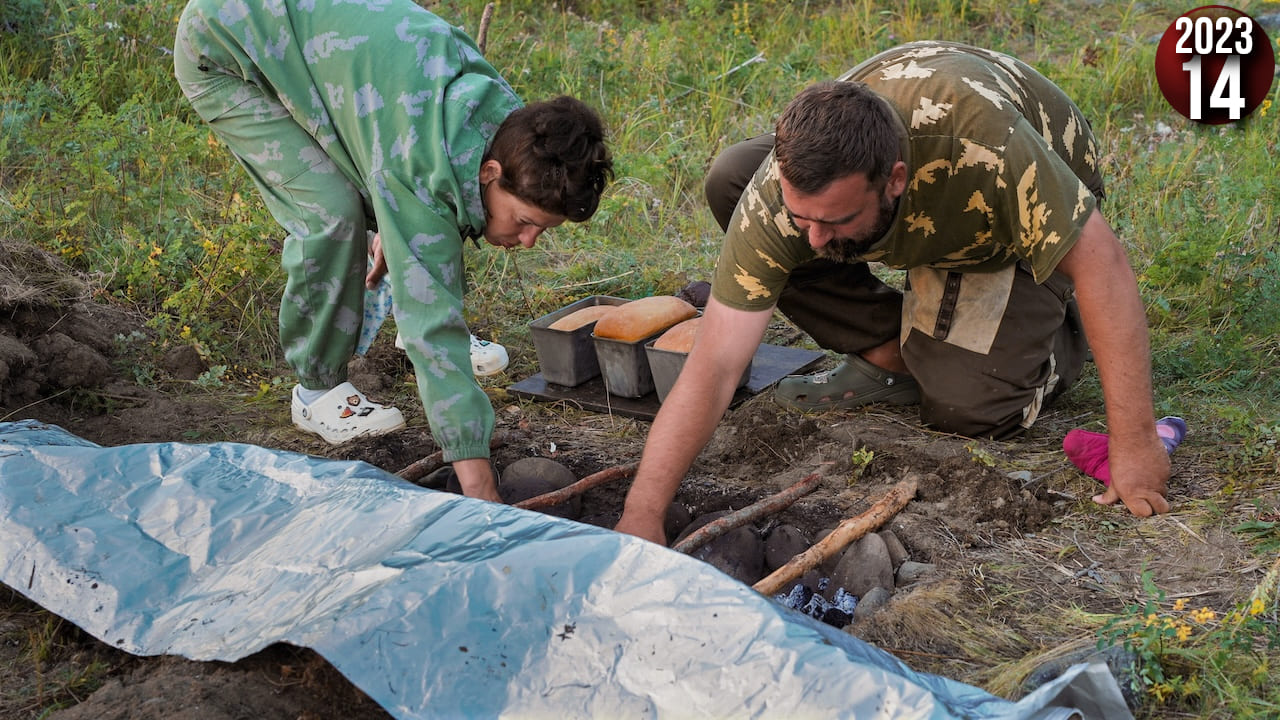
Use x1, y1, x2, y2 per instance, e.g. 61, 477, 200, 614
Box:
1063, 416, 1186, 486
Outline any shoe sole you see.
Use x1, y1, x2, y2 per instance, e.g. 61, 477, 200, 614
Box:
293, 416, 406, 445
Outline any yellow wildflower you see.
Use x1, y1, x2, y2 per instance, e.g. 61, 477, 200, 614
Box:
1144, 613, 1160, 627
1250, 598, 1265, 616
1192, 607, 1217, 623
1176, 623, 1192, 642
1173, 598, 1189, 611
1259, 99, 1271, 118
1149, 682, 1174, 702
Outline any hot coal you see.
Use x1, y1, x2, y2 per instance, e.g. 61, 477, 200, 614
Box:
776, 580, 858, 628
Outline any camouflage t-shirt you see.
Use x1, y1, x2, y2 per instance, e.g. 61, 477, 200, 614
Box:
712, 41, 1102, 311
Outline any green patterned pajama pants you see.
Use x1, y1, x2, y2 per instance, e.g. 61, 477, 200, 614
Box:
174, 53, 366, 391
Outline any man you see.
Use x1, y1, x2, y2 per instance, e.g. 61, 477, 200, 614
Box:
174, 0, 612, 501
615, 42, 1169, 545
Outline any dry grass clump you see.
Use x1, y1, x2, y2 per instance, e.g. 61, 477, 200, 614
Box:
0, 237, 89, 309
851, 579, 1032, 683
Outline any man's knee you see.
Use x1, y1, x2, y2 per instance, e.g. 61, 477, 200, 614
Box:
704, 134, 774, 232
919, 396, 1033, 440
914, 361, 1070, 441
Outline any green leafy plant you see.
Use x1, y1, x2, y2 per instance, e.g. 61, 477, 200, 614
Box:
966, 441, 998, 468
848, 447, 875, 485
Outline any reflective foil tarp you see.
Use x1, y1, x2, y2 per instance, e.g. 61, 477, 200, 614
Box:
0, 420, 1130, 719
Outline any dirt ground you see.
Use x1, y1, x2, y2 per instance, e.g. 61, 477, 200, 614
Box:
0, 241, 1255, 719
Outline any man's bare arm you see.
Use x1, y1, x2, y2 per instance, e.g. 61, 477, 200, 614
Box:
614, 298, 773, 544
1055, 208, 1170, 516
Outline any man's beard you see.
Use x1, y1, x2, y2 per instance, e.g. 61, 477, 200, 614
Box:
812, 192, 898, 263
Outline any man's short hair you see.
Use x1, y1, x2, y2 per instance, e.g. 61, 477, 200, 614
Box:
774, 81, 899, 194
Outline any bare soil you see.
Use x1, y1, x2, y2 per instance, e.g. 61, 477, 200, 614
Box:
0, 242, 1255, 719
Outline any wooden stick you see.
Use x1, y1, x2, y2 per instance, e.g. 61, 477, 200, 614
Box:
752, 475, 918, 597
672, 473, 823, 555
395, 431, 519, 482
515, 462, 637, 510
476, 2, 496, 55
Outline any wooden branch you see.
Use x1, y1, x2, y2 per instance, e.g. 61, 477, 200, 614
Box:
515, 462, 637, 510
672, 473, 823, 555
395, 430, 519, 482
476, 2, 496, 55
752, 474, 918, 597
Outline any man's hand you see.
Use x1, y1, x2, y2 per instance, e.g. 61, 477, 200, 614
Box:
1093, 433, 1171, 516
614, 509, 668, 546
366, 231, 388, 290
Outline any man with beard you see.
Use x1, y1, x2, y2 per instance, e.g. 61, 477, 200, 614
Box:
614, 42, 1171, 545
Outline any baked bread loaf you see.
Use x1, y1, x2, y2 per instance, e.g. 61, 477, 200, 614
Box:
593, 296, 697, 342
652, 316, 702, 353
548, 304, 618, 331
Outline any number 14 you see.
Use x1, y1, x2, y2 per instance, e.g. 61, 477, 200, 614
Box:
1183, 55, 1246, 120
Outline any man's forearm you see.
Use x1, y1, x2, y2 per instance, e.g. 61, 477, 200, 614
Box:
1056, 209, 1170, 515
1060, 212, 1158, 440
617, 300, 772, 541
622, 354, 741, 518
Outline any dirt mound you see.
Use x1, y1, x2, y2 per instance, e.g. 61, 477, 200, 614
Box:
47, 645, 389, 720
0, 237, 138, 409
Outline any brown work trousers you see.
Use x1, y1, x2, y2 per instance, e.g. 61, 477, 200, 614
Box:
706, 135, 1093, 439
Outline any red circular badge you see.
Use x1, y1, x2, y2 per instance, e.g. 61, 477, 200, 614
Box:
1155, 5, 1276, 124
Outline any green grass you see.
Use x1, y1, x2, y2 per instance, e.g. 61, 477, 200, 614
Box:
3, 0, 1279, 716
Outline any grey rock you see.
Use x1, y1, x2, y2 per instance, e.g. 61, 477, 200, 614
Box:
798, 569, 825, 590
693, 528, 765, 586
851, 586, 891, 621
878, 529, 909, 569
814, 524, 843, 575
680, 511, 765, 586
764, 524, 810, 571
1006, 470, 1032, 483
500, 457, 580, 519
895, 561, 936, 586
664, 502, 692, 544
829, 533, 894, 599
421, 465, 456, 490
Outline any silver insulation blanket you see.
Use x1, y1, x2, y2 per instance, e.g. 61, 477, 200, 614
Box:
0, 420, 1130, 719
